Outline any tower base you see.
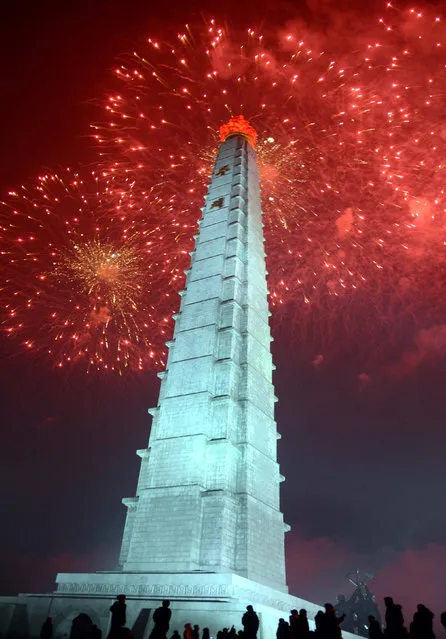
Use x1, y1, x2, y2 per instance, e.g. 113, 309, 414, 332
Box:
0, 572, 356, 639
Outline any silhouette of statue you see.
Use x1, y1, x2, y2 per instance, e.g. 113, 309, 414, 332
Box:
335, 570, 381, 637
336, 595, 349, 616
150, 601, 172, 639
40, 617, 53, 639
242, 605, 259, 639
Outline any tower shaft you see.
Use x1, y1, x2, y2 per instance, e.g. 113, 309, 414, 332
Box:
120, 134, 287, 591
0, 121, 359, 639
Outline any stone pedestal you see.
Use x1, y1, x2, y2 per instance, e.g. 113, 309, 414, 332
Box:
0, 572, 356, 639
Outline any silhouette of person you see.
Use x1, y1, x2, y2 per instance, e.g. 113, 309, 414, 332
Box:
298, 610, 310, 638
242, 606, 259, 639
314, 611, 325, 636
441, 612, 446, 631
40, 617, 53, 639
228, 627, 237, 639
183, 624, 193, 639
202, 629, 210, 639
410, 604, 435, 639
289, 610, 300, 638
384, 598, 406, 639
110, 595, 127, 637
170, 632, 180, 639
323, 603, 345, 639
368, 616, 383, 639
192, 626, 200, 639
89, 625, 103, 639
151, 601, 172, 639
342, 571, 381, 635
277, 618, 289, 639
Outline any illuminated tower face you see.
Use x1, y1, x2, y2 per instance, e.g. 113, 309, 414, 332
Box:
120, 117, 288, 591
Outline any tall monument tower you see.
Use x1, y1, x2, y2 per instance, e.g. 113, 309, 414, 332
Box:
119, 116, 287, 590
1, 119, 349, 639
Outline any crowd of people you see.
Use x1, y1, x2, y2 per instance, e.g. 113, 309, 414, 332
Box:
145, 602, 259, 639
39, 594, 446, 639
276, 599, 445, 639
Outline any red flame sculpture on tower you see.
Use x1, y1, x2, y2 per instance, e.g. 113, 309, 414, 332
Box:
219, 115, 257, 148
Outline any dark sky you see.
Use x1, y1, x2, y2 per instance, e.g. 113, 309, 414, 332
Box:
1, 0, 445, 626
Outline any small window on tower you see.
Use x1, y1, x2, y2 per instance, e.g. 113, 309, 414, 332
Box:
215, 165, 229, 177
210, 197, 224, 209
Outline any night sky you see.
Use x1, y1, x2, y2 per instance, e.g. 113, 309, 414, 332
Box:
1, 0, 445, 628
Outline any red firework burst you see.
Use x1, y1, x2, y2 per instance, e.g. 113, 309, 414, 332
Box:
0, 169, 195, 372
92, 7, 446, 325
3, 4, 446, 372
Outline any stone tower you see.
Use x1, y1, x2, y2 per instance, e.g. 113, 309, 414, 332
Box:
1, 119, 353, 639
119, 116, 288, 591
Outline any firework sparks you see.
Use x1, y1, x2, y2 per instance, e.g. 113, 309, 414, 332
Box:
3, 4, 446, 372
89, 5, 446, 359
0, 170, 194, 372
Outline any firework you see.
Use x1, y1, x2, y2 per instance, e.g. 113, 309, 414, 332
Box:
91, 5, 446, 356
0, 170, 195, 372
4, 5, 446, 373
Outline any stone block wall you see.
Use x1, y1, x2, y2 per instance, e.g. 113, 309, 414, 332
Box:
119, 136, 287, 591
